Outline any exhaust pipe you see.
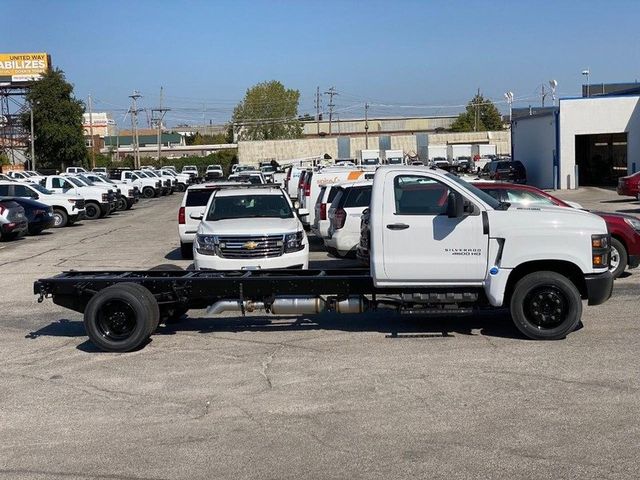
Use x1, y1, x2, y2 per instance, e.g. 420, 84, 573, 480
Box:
206, 296, 368, 316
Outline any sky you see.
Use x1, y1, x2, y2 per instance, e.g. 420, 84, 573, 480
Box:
4, 0, 640, 126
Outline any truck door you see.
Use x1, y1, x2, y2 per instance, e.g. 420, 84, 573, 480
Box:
382, 173, 488, 283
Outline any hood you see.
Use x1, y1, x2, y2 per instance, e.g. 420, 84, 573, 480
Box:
197, 216, 301, 236
491, 204, 607, 232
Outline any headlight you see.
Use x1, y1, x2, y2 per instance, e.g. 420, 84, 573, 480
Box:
624, 217, 640, 232
196, 234, 217, 256
284, 231, 304, 253
591, 234, 610, 268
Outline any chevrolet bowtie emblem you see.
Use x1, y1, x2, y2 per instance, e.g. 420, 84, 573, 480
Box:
243, 241, 259, 250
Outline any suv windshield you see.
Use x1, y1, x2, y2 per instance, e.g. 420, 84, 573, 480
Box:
207, 194, 293, 221
445, 173, 502, 209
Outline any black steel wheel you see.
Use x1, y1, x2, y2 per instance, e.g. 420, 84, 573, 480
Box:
510, 271, 582, 340
84, 283, 159, 352
176, 183, 186, 193
84, 202, 101, 220
142, 187, 155, 199
116, 197, 127, 211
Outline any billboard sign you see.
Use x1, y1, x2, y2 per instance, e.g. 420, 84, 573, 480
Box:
0, 53, 50, 85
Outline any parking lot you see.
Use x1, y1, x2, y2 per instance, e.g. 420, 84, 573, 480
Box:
0, 188, 639, 480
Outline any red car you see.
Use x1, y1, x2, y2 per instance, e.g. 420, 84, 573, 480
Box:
474, 182, 640, 279
617, 172, 640, 198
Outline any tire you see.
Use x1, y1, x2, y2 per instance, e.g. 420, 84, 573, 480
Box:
99, 205, 110, 218
142, 186, 155, 199
149, 265, 188, 324
509, 271, 582, 340
180, 242, 193, 259
84, 202, 101, 220
176, 183, 186, 193
84, 283, 160, 352
116, 197, 127, 211
609, 237, 627, 279
52, 208, 68, 228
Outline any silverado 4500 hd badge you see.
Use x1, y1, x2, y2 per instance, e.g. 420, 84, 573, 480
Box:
445, 248, 482, 256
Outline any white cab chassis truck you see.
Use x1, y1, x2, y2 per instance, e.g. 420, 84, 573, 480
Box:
42, 175, 114, 220
35, 166, 614, 352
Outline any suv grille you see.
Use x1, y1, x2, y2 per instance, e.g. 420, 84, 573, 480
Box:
217, 235, 284, 258
76, 199, 85, 209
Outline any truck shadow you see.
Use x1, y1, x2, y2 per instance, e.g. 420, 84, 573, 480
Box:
156, 310, 528, 340
24, 310, 531, 349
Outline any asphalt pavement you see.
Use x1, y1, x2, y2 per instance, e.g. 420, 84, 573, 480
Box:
0, 188, 638, 480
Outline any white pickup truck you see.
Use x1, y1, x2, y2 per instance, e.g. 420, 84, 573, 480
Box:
41, 175, 114, 220
0, 181, 86, 227
112, 170, 162, 198
36, 166, 614, 352
83, 173, 139, 210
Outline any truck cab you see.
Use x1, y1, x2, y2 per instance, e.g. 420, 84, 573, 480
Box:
41, 175, 113, 220
117, 170, 162, 198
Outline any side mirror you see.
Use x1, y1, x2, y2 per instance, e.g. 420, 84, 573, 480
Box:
32, 194, 39, 200
298, 208, 309, 217
190, 212, 204, 220
446, 191, 465, 218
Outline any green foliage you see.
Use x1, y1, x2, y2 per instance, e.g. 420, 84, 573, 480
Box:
0, 152, 10, 165
185, 132, 230, 146
21, 68, 88, 169
232, 80, 303, 141
105, 150, 238, 176
451, 92, 504, 132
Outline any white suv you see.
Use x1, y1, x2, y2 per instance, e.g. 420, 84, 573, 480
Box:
326, 181, 372, 257
193, 186, 309, 270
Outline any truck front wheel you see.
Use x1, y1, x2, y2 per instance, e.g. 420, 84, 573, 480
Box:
52, 208, 68, 228
84, 283, 159, 352
84, 202, 101, 220
509, 271, 582, 340
142, 186, 155, 199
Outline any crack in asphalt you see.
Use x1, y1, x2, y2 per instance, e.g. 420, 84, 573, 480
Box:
259, 345, 283, 389
0, 468, 172, 480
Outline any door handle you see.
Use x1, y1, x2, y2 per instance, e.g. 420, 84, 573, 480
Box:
386, 223, 410, 230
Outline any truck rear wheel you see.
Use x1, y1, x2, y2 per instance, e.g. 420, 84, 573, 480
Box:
84, 202, 101, 220
510, 271, 582, 340
84, 283, 159, 352
142, 186, 155, 199
52, 208, 68, 228
116, 197, 127, 211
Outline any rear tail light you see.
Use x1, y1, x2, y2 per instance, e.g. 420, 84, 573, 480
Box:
334, 208, 347, 229
298, 174, 305, 190
320, 203, 327, 220
304, 181, 311, 197
0, 205, 5, 215
178, 207, 185, 225
286, 168, 292, 183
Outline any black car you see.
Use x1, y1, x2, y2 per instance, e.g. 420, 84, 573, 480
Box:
3, 197, 55, 235
482, 160, 527, 184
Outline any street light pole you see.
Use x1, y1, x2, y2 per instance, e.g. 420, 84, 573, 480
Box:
504, 91, 514, 124
364, 102, 369, 149
582, 69, 590, 97
30, 106, 35, 170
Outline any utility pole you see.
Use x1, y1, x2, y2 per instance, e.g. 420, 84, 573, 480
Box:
541, 84, 546, 107
314, 86, 321, 135
128, 91, 142, 169
324, 87, 337, 135
88, 94, 96, 169
30, 105, 35, 170
364, 102, 369, 148
152, 86, 170, 164
474, 88, 480, 132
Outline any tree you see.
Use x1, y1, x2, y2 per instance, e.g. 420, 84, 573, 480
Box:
185, 132, 230, 145
232, 80, 303, 141
22, 68, 87, 169
450, 92, 504, 132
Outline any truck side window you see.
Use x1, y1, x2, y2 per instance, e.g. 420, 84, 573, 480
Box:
62, 180, 73, 190
0, 185, 10, 196
52, 178, 64, 189
125, 172, 132, 179
394, 175, 450, 215
14, 185, 33, 197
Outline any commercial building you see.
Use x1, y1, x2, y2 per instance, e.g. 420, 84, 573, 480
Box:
512, 95, 640, 189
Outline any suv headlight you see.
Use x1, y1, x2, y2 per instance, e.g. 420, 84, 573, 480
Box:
284, 231, 304, 253
624, 217, 640, 232
196, 234, 217, 256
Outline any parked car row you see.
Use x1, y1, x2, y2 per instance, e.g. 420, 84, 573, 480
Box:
0, 164, 187, 242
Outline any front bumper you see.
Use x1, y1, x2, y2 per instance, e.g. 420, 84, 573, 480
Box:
584, 270, 614, 306
325, 229, 359, 255
194, 245, 309, 271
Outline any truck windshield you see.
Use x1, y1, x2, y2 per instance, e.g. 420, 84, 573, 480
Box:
207, 194, 293, 221
66, 177, 85, 187
30, 184, 54, 195
445, 173, 502, 209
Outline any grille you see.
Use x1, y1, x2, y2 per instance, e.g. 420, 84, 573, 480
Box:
76, 199, 85, 209
217, 235, 284, 259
